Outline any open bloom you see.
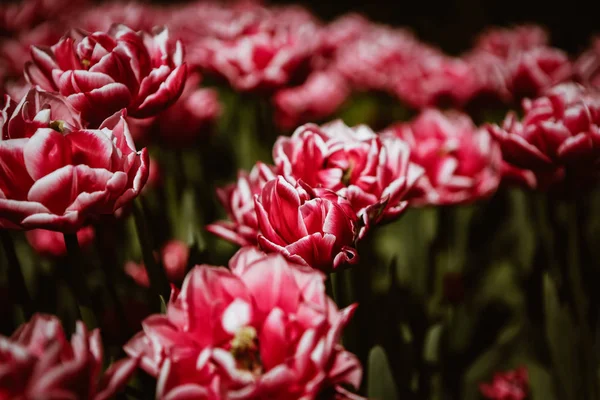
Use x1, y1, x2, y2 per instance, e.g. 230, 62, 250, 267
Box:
254, 176, 359, 271
273, 69, 350, 130
480, 366, 529, 400
487, 83, 600, 189
207, 162, 276, 247
25, 24, 186, 126
124, 247, 362, 399
26, 226, 94, 257
273, 120, 423, 230
382, 109, 502, 205
0, 88, 149, 231
0, 314, 137, 400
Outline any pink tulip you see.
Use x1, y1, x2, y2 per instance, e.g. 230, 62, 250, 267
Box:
254, 176, 359, 271
480, 366, 529, 400
125, 239, 189, 287
273, 69, 350, 130
487, 83, 600, 189
575, 37, 600, 89
207, 162, 276, 247
273, 120, 423, 231
473, 25, 549, 60
0, 314, 137, 400
124, 247, 362, 399
383, 109, 502, 205
25, 24, 187, 126
0, 87, 149, 231
26, 226, 95, 257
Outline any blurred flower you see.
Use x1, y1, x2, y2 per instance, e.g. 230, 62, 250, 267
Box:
394, 54, 480, 108
73, 1, 159, 33
125, 239, 189, 287
207, 161, 276, 246
0, 313, 137, 399
125, 247, 362, 399
26, 226, 94, 257
0, 87, 149, 231
273, 69, 349, 130
254, 176, 358, 271
575, 37, 600, 89
0, 0, 87, 35
195, 5, 321, 91
506, 47, 572, 99
382, 109, 502, 205
152, 72, 221, 146
487, 83, 600, 189
319, 13, 371, 58
480, 366, 529, 400
25, 24, 187, 126
145, 156, 162, 191
473, 25, 549, 60
273, 120, 423, 230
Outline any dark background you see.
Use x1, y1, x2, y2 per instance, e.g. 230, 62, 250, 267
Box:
271, 0, 599, 55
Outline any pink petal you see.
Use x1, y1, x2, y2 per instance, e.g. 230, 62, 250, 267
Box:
23, 128, 72, 181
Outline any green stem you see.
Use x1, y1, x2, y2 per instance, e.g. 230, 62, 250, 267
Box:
566, 200, 598, 400
132, 200, 170, 301
325, 274, 335, 301
0, 230, 34, 319
63, 232, 98, 329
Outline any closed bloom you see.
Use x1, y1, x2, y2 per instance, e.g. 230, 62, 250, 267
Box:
254, 176, 359, 271
273, 121, 423, 231
125, 239, 189, 287
382, 109, 502, 205
25, 24, 187, 126
124, 247, 362, 399
0, 88, 149, 231
273, 69, 349, 130
207, 162, 276, 247
26, 226, 94, 257
487, 83, 600, 189
0, 313, 137, 400
480, 366, 529, 400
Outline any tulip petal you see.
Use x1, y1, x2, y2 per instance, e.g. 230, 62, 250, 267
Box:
23, 128, 71, 181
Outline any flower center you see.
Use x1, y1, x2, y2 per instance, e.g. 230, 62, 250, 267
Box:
230, 326, 263, 375
341, 159, 356, 186
49, 120, 66, 133
82, 59, 91, 69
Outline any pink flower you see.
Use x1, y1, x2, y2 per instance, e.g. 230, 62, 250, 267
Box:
480, 366, 529, 400
273, 69, 350, 130
25, 24, 187, 126
207, 162, 276, 247
473, 25, 549, 60
0, 88, 149, 231
382, 109, 502, 205
125, 239, 189, 287
74, 1, 159, 33
273, 120, 423, 230
26, 226, 95, 257
487, 83, 600, 189
152, 72, 221, 146
575, 37, 600, 89
124, 247, 362, 399
506, 47, 572, 99
0, 313, 138, 400
197, 6, 321, 91
0, 0, 87, 35
254, 176, 359, 271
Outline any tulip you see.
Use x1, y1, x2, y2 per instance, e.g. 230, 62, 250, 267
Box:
26, 226, 94, 257
254, 176, 359, 271
0, 87, 149, 231
207, 162, 276, 247
25, 24, 187, 126
383, 109, 502, 205
575, 37, 600, 89
125, 239, 189, 287
273, 120, 423, 231
273, 69, 350, 130
124, 248, 362, 399
0, 314, 137, 399
473, 25, 549, 60
479, 366, 529, 400
487, 83, 600, 189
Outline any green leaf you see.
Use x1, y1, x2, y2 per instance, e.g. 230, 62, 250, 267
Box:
367, 345, 398, 400
159, 295, 168, 314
